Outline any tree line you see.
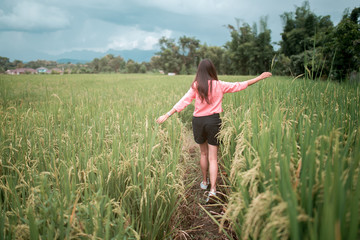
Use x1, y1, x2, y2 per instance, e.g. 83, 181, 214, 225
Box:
151, 2, 359, 80
0, 57, 150, 74
1, 1, 359, 80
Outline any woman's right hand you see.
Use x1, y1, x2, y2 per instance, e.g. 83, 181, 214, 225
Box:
156, 114, 169, 124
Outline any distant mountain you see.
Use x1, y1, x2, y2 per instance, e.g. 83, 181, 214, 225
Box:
108, 49, 158, 62
3, 48, 159, 64
55, 49, 158, 64
57, 58, 89, 64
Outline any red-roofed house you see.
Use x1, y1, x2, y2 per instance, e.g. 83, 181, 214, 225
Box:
6, 68, 37, 75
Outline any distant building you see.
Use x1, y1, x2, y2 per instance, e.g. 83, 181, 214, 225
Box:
6, 68, 36, 75
5, 70, 15, 75
36, 67, 49, 74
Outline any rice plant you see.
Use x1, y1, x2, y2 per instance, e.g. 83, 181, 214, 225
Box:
1, 74, 359, 239
0, 74, 192, 239
218, 76, 360, 239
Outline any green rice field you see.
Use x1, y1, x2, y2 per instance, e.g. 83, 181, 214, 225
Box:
0, 74, 359, 239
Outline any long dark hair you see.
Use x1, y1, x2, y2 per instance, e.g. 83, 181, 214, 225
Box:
192, 59, 218, 104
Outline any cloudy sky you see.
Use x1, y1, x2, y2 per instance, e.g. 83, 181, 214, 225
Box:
0, 0, 358, 62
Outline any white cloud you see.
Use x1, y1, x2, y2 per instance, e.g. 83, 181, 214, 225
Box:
1, 0, 359, 61
138, 0, 238, 16
45, 20, 173, 55
0, 1, 70, 31
107, 27, 172, 51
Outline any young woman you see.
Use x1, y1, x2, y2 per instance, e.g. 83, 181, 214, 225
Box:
156, 59, 272, 202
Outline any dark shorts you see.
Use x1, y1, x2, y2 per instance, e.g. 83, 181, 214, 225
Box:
192, 113, 222, 146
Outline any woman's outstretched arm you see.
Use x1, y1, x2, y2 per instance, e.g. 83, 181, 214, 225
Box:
156, 87, 196, 124
247, 72, 272, 85
156, 108, 176, 124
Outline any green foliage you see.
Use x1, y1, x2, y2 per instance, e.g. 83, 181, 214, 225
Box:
154, 37, 189, 74
125, 59, 139, 73
218, 77, 360, 240
225, 17, 274, 75
89, 54, 126, 73
139, 64, 147, 73
25, 59, 58, 70
279, 1, 359, 80
179, 64, 188, 75
324, 7, 360, 80
154, 36, 228, 75
0, 74, 191, 239
197, 44, 227, 74
280, 1, 334, 77
271, 54, 292, 76
1, 73, 359, 239
179, 36, 200, 73
281, 1, 316, 56
0, 57, 11, 73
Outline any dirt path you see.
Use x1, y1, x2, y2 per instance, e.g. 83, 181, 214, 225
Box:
173, 131, 233, 240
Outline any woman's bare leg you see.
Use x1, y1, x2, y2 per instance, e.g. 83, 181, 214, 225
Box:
208, 144, 218, 192
199, 142, 209, 184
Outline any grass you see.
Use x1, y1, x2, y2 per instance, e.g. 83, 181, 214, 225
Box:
218, 76, 360, 239
0, 74, 359, 239
0, 74, 192, 239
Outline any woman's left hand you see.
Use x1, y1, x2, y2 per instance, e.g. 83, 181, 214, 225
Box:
259, 72, 272, 79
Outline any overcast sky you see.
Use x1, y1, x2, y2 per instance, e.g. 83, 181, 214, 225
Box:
0, 0, 358, 62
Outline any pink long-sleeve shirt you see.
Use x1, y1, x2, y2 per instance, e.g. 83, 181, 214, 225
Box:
173, 80, 249, 117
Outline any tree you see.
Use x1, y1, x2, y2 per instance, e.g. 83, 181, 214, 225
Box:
150, 56, 162, 72
109, 56, 125, 73
279, 1, 334, 76
0, 56, 10, 73
225, 20, 253, 74
126, 59, 140, 73
325, 7, 360, 80
88, 55, 126, 73
12, 60, 24, 69
99, 57, 109, 72
156, 37, 182, 74
178, 36, 200, 74
253, 16, 274, 74
280, 1, 316, 56
139, 64, 147, 73
89, 58, 101, 73
198, 44, 226, 74
225, 17, 274, 75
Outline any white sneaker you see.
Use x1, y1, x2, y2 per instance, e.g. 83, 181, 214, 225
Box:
200, 179, 209, 190
206, 190, 217, 203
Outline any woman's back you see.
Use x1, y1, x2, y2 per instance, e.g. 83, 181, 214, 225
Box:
174, 80, 249, 117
